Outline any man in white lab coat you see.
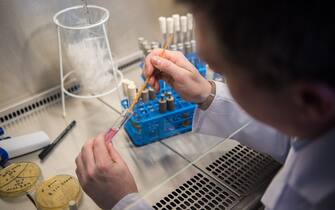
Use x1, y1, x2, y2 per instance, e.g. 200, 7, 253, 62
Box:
75, 0, 335, 209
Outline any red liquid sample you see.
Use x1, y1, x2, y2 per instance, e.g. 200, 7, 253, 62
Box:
105, 128, 117, 143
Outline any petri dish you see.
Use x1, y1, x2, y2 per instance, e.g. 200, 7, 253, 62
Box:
35, 175, 81, 210
0, 162, 41, 197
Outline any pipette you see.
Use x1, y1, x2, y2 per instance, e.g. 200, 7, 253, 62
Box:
105, 34, 174, 142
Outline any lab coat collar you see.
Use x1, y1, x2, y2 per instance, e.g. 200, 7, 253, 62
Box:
262, 127, 335, 209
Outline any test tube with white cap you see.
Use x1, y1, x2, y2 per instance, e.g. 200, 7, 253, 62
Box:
149, 87, 156, 100
138, 37, 144, 50
170, 44, 177, 51
127, 83, 137, 105
151, 41, 160, 49
187, 13, 194, 42
191, 40, 197, 53
180, 16, 188, 44
122, 79, 134, 98
172, 14, 181, 44
167, 92, 175, 111
140, 40, 149, 55
166, 17, 174, 48
177, 43, 185, 54
184, 41, 192, 55
138, 38, 147, 56
144, 42, 152, 56
141, 88, 149, 103
158, 95, 167, 113
158, 17, 167, 45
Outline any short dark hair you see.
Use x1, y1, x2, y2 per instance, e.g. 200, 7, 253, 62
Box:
179, 0, 335, 89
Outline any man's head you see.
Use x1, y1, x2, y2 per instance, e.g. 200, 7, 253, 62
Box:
179, 0, 335, 138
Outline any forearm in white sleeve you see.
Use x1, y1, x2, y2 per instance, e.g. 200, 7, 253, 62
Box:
112, 193, 153, 210
192, 81, 291, 163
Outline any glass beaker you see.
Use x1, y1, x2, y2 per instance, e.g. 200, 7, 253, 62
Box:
53, 5, 123, 116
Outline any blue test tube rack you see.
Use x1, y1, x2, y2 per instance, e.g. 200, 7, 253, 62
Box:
121, 53, 206, 146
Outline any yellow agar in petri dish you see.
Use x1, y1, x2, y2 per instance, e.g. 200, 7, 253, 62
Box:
0, 162, 41, 197
35, 175, 81, 210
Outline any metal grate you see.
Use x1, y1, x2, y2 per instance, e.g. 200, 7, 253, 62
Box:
0, 84, 80, 126
205, 144, 281, 196
152, 173, 238, 210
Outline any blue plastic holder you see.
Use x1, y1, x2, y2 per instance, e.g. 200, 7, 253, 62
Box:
0, 127, 4, 136
0, 147, 9, 167
122, 53, 206, 146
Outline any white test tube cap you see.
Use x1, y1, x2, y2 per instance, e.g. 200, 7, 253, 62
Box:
170, 44, 177, 51
172, 14, 180, 31
122, 79, 134, 96
138, 37, 145, 50
181, 16, 187, 33
158, 17, 167, 34
166, 17, 174, 34
127, 83, 137, 96
127, 83, 137, 104
138, 37, 144, 43
187, 13, 193, 30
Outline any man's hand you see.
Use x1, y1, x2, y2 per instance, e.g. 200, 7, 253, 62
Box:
75, 133, 138, 210
144, 49, 211, 104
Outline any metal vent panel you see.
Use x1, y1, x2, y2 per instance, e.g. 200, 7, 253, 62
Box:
146, 166, 239, 210
0, 84, 80, 126
197, 140, 281, 197
147, 140, 281, 210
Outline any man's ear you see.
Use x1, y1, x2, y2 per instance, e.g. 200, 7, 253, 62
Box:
293, 82, 335, 122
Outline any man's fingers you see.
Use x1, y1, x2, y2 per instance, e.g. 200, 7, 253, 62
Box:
81, 138, 95, 172
151, 56, 186, 81
75, 154, 87, 185
106, 142, 122, 163
144, 49, 186, 78
93, 133, 112, 167
144, 58, 154, 79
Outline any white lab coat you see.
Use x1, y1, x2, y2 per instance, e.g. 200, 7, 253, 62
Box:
114, 81, 335, 210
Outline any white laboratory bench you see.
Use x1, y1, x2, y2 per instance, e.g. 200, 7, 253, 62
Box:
0, 65, 280, 210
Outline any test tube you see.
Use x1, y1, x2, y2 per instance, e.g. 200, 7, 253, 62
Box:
122, 79, 134, 98
177, 43, 185, 54
141, 88, 149, 103
138, 37, 144, 49
184, 41, 192, 55
144, 43, 152, 56
140, 40, 149, 55
191, 40, 196, 53
167, 92, 175, 111
122, 79, 129, 97
170, 44, 177, 51
138, 39, 147, 56
181, 16, 187, 44
172, 14, 181, 44
127, 83, 137, 105
187, 13, 194, 41
149, 87, 156, 100
158, 95, 167, 113
166, 17, 174, 48
142, 40, 148, 47
159, 17, 167, 45
151, 41, 160, 49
